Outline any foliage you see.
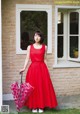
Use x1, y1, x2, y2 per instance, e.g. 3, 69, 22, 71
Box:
20, 11, 47, 44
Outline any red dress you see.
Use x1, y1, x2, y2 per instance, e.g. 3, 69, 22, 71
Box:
24, 44, 58, 109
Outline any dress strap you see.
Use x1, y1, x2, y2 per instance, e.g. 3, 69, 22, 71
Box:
42, 44, 46, 52
31, 44, 33, 48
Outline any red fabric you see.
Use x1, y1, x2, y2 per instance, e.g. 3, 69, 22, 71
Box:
19, 82, 34, 109
11, 82, 34, 111
24, 44, 58, 109
10, 82, 20, 111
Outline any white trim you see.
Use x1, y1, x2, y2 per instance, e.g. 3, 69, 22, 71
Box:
3, 94, 13, 101
0, 0, 3, 111
64, 12, 68, 60
54, 6, 58, 66
53, 5, 80, 68
53, 60, 80, 68
16, 4, 52, 54
0, 0, 2, 110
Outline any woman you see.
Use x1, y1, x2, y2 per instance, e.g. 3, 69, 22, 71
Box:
20, 31, 58, 113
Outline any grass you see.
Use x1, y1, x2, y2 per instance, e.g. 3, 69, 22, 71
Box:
0, 108, 80, 114
3, 108, 80, 114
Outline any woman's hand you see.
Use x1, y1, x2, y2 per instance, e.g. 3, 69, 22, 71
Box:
19, 68, 25, 74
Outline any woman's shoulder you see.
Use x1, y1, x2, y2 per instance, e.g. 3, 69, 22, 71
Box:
43, 44, 47, 51
27, 44, 32, 50
43, 44, 47, 48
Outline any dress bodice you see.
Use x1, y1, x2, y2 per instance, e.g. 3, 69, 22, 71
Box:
30, 44, 45, 62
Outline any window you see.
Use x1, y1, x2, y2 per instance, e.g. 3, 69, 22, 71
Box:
57, 12, 64, 58
20, 11, 47, 50
16, 4, 52, 54
68, 11, 79, 61
54, 6, 80, 68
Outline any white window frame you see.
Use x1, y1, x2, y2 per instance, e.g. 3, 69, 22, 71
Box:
68, 9, 80, 62
16, 4, 52, 54
53, 5, 80, 68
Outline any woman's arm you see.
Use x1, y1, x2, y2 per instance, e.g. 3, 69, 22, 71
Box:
44, 45, 48, 66
20, 45, 30, 73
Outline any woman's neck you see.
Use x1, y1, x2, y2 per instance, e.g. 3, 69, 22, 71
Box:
34, 43, 41, 45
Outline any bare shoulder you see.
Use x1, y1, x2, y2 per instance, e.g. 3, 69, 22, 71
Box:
27, 45, 31, 51
44, 45, 47, 51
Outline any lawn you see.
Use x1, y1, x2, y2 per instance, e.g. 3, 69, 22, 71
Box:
18, 109, 80, 114
2, 108, 80, 114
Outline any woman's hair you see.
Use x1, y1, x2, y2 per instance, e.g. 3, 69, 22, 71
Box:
33, 31, 44, 44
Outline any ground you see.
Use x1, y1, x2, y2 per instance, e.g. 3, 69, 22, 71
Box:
3, 94, 80, 114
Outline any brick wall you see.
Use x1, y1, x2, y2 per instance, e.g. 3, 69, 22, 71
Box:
2, 0, 80, 96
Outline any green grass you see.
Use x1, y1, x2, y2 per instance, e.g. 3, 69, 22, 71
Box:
12, 108, 80, 114
0, 109, 80, 114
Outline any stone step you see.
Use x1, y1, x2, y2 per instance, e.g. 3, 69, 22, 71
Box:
3, 94, 80, 113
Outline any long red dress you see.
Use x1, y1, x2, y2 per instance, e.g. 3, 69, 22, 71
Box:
24, 44, 58, 109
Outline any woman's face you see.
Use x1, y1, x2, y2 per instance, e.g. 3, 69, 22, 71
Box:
34, 33, 41, 43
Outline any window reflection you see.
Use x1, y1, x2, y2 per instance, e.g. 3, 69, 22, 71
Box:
57, 12, 63, 34
70, 36, 78, 58
20, 11, 47, 50
70, 12, 79, 34
57, 36, 63, 58
57, 12, 64, 58
20, 32, 30, 50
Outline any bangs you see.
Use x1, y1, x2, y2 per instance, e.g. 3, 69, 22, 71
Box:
34, 31, 44, 44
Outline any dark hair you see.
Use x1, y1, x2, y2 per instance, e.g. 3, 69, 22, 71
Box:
33, 31, 44, 44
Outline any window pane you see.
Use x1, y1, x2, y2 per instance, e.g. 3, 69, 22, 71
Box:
57, 12, 63, 34
57, 36, 63, 58
70, 36, 78, 58
70, 12, 79, 34
20, 11, 47, 50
